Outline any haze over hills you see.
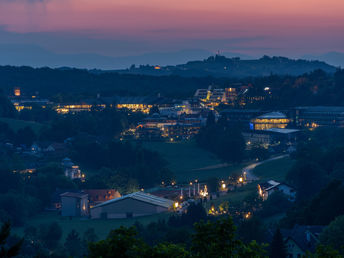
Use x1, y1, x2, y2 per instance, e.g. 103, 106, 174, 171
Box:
0, 44, 343, 71
302, 52, 344, 68
0, 44, 250, 70
114, 55, 337, 78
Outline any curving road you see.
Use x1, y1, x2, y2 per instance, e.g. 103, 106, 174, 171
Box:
242, 154, 289, 181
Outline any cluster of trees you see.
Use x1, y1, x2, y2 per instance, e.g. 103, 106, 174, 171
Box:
196, 113, 246, 163
0, 91, 16, 118
0, 122, 37, 147
5, 221, 98, 257
74, 141, 173, 190
0, 66, 219, 99
89, 216, 267, 258
0, 163, 76, 226
282, 180, 344, 227
40, 108, 140, 141
238, 69, 344, 108
196, 113, 271, 163
286, 127, 344, 202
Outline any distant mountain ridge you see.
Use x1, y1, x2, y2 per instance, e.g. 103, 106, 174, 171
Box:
114, 55, 337, 78
302, 52, 344, 68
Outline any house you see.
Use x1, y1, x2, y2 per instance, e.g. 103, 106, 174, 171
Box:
49, 188, 81, 210
61, 157, 84, 180
90, 191, 174, 219
45, 142, 67, 153
60, 192, 89, 217
281, 225, 324, 257
65, 165, 83, 180
30, 143, 41, 155
83, 189, 121, 207
258, 180, 296, 201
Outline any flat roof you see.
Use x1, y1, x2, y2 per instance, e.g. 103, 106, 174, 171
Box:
295, 106, 344, 113
257, 112, 287, 119
265, 128, 300, 134
221, 109, 262, 113
92, 191, 174, 209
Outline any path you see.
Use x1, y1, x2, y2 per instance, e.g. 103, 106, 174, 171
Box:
242, 154, 289, 181
192, 163, 229, 171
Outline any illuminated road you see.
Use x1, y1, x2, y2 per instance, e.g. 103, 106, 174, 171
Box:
242, 154, 289, 181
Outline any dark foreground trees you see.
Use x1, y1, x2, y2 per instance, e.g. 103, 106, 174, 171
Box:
89, 216, 267, 258
269, 229, 287, 258
0, 222, 22, 257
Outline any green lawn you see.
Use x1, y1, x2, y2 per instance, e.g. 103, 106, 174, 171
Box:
0, 117, 45, 134
253, 156, 295, 183
13, 211, 171, 241
143, 141, 246, 183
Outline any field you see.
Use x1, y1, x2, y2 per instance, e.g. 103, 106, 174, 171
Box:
253, 156, 295, 183
0, 117, 45, 134
13, 211, 171, 241
143, 141, 247, 183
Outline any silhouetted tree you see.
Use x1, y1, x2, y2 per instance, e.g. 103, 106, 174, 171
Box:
0, 222, 22, 257
269, 228, 287, 258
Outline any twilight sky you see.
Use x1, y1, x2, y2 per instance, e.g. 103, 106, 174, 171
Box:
0, 0, 343, 67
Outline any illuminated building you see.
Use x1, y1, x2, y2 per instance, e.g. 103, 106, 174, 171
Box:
11, 98, 51, 112
225, 87, 238, 104
136, 113, 204, 141
258, 180, 295, 201
55, 103, 96, 114
62, 157, 84, 181
14, 87, 21, 96
194, 86, 226, 108
250, 112, 290, 130
199, 185, 208, 197
242, 128, 300, 146
293, 106, 344, 128
115, 96, 158, 114
83, 189, 121, 207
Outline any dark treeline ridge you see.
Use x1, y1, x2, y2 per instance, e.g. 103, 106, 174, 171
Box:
117, 55, 337, 78
0, 65, 344, 106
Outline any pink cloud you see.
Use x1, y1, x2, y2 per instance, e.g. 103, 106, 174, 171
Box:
0, 0, 343, 54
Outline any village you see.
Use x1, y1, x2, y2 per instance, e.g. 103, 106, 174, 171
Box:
1, 84, 343, 257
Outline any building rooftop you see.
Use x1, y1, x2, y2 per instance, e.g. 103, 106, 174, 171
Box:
295, 106, 344, 113
257, 112, 287, 119
281, 225, 324, 252
60, 192, 88, 199
221, 109, 262, 113
92, 191, 174, 209
265, 128, 300, 134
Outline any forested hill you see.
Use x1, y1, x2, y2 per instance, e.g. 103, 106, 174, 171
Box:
115, 55, 337, 78
0, 63, 343, 106
0, 65, 222, 98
